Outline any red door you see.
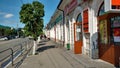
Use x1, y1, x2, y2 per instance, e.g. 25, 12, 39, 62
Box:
74, 23, 83, 54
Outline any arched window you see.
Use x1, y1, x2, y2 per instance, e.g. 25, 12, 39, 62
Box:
76, 13, 82, 22
98, 2, 106, 16
98, 2, 108, 44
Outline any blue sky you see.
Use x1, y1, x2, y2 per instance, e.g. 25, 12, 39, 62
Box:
0, 0, 60, 28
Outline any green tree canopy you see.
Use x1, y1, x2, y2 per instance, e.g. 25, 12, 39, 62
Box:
19, 1, 44, 40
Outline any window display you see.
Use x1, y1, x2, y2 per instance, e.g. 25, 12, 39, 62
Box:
110, 16, 120, 45
113, 28, 120, 42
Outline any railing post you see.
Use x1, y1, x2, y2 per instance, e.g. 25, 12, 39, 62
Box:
10, 48, 14, 66
20, 44, 23, 55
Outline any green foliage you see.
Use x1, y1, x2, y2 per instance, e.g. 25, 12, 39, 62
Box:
4, 29, 12, 36
0, 27, 17, 36
17, 28, 24, 37
19, 1, 44, 40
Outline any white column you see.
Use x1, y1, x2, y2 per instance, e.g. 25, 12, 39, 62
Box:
89, 7, 98, 59
33, 41, 36, 55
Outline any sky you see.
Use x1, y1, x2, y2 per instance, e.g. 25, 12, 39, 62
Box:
0, 0, 60, 28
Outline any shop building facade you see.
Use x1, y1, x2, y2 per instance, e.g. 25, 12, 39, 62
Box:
45, 0, 120, 67
46, 9, 65, 45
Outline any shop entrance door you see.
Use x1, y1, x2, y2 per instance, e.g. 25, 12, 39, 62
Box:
98, 13, 120, 66
74, 23, 83, 54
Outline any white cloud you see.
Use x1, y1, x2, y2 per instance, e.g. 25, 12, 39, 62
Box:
4, 14, 14, 18
0, 11, 14, 18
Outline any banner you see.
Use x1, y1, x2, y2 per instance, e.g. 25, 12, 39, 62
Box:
99, 20, 108, 44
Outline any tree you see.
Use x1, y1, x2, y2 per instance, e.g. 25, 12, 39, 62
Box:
19, 1, 44, 40
0, 25, 12, 36
17, 28, 24, 37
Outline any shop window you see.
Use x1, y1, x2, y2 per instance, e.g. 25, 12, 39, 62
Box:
76, 25, 82, 41
110, 16, 120, 45
76, 13, 82, 22
83, 9, 89, 33
75, 13, 82, 41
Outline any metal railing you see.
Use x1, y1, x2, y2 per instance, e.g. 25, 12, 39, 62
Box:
15, 42, 33, 68
0, 39, 33, 68
0, 48, 14, 67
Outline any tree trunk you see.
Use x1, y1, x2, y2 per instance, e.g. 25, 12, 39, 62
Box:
33, 40, 36, 55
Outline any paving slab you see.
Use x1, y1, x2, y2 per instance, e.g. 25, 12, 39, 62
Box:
19, 40, 115, 68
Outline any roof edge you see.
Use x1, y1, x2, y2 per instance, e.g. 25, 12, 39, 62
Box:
57, 0, 63, 9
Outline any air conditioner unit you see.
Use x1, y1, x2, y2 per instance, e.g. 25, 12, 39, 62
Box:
104, 0, 120, 13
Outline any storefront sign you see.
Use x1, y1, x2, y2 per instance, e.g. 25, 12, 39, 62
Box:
64, 6, 68, 15
105, 0, 120, 12
111, 0, 120, 6
64, 0, 78, 15
111, 0, 120, 9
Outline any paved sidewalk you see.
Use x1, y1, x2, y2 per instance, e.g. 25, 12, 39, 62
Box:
20, 40, 115, 68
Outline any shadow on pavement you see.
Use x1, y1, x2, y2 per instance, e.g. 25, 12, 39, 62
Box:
36, 45, 55, 53
39, 40, 49, 43
37, 43, 46, 46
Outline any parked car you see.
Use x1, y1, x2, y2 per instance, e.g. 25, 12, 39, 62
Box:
0, 36, 8, 40
6, 35, 16, 40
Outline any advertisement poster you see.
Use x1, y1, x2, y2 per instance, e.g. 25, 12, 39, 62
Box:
113, 28, 120, 42
113, 20, 120, 27
99, 20, 108, 44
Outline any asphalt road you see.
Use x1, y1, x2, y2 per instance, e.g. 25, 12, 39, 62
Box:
0, 38, 29, 62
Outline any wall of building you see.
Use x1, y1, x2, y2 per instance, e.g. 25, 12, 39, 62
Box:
65, 0, 104, 58
89, 0, 104, 58
50, 27, 55, 39
66, 14, 76, 50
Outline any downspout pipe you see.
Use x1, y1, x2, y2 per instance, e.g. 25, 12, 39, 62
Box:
57, 0, 65, 47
